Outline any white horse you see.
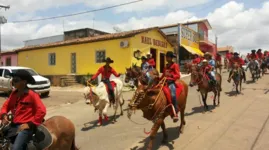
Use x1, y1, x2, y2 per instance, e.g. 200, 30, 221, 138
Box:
83, 78, 125, 125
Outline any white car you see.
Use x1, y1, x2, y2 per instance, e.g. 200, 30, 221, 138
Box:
0, 66, 51, 97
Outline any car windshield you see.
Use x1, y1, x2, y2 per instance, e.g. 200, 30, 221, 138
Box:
12, 69, 39, 76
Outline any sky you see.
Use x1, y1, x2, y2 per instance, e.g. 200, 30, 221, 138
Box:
0, 0, 269, 54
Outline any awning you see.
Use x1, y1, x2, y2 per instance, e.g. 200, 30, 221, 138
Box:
181, 44, 204, 56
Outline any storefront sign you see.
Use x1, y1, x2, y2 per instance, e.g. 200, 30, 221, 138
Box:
179, 25, 199, 49
141, 36, 168, 48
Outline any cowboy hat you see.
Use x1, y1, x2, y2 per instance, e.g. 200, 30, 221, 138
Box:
251, 49, 256, 53
10, 69, 36, 84
204, 52, 212, 56
103, 57, 114, 63
166, 51, 176, 58
146, 52, 152, 56
141, 56, 147, 60
234, 52, 239, 55
257, 49, 262, 52
202, 59, 208, 63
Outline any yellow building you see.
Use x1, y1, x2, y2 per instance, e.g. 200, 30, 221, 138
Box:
16, 27, 173, 85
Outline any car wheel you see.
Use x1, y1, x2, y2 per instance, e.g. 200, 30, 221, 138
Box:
41, 91, 50, 97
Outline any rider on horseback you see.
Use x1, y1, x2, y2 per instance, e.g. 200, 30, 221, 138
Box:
204, 52, 217, 84
160, 51, 180, 123
0, 70, 46, 150
201, 59, 216, 84
146, 52, 156, 68
192, 54, 201, 65
141, 56, 154, 86
89, 57, 121, 104
228, 52, 246, 83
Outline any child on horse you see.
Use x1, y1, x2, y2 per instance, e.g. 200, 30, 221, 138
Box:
146, 53, 156, 68
204, 52, 217, 84
89, 57, 121, 104
141, 56, 153, 86
160, 51, 180, 123
201, 59, 216, 84
228, 52, 246, 83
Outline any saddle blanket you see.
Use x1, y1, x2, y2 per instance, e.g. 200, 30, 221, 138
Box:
104, 81, 116, 94
162, 82, 184, 109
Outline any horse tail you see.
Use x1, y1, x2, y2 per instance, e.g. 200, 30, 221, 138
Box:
71, 138, 79, 150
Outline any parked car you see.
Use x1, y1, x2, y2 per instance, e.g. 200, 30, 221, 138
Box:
0, 66, 51, 97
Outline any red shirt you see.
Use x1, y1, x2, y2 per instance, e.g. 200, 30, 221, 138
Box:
257, 53, 264, 59
91, 66, 120, 80
201, 65, 212, 72
192, 57, 201, 64
160, 62, 180, 81
1, 89, 46, 126
147, 58, 156, 67
250, 54, 258, 60
216, 55, 221, 61
230, 57, 245, 67
226, 53, 231, 59
247, 54, 250, 59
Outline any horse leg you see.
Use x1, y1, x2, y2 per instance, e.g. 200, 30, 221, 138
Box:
160, 122, 168, 144
147, 119, 162, 150
201, 92, 209, 112
179, 106, 186, 134
119, 94, 124, 116
217, 89, 221, 106
213, 90, 217, 106
103, 102, 110, 122
112, 97, 119, 123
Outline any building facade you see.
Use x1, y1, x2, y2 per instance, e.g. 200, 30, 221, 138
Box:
0, 51, 18, 66
16, 28, 173, 85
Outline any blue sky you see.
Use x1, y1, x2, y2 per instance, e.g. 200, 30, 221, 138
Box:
1, 0, 269, 53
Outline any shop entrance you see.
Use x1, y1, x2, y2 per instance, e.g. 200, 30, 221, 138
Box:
160, 53, 165, 73
150, 48, 157, 68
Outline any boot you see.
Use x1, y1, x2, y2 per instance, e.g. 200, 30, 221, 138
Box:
104, 115, 109, 121
172, 101, 179, 123
98, 116, 102, 125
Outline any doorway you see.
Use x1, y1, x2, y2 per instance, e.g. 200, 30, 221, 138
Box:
71, 53, 76, 73
160, 53, 165, 73
150, 48, 157, 68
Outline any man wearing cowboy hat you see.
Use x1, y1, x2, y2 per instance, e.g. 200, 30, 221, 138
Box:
89, 57, 121, 104
228, 52, 246, 83
250, 49, 258, 60
0, 70, 46, 150
160, 51, 180, 123
146, 52, 156, 68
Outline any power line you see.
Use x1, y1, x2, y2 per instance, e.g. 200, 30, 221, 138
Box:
9, 0, 143, 23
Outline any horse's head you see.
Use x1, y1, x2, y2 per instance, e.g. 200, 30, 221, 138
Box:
128, 84, 149, 109
125, 67, 132, 83
189, 64, 201, 87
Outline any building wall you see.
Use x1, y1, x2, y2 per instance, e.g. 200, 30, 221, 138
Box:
24, 35, 64, 46
198, 23, 209, 40
18, 38, 132, 76
130, 30, 174, 71
0, 53, 18, 66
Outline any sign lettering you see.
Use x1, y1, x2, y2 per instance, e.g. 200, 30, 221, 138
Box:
181, 26, 199, 43
141, 36, 167, 48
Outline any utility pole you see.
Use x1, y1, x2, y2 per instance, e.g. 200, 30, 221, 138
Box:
0, 4, 10, 66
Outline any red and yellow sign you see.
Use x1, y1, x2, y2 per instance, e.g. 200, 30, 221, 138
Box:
141, 36, 168, 48
180, 25, 199, 49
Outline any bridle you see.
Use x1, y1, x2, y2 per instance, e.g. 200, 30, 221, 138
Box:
84, 82, 95, 104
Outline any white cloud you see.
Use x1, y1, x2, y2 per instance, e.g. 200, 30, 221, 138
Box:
1, 0, 269, 55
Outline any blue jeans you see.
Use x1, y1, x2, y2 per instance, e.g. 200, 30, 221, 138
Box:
210, 71, 216, 81
12, 129, 33, 150
102, 79, 115, 100
168, 82, 178, 112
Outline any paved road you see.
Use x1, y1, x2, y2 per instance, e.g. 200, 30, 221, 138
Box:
1, 71, 268, 150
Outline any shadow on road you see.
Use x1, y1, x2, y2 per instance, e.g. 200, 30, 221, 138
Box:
246, 80, 256, 84
185, 105, 215, 116
130, 127, 180, 150
81, 114, 122, 131
225, 91, 242, 97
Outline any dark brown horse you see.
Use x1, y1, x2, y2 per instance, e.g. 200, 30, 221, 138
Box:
189, 64, 222, 111
127, 78, 188, 150
0, 116, 78, 150
228, 63, 243, 94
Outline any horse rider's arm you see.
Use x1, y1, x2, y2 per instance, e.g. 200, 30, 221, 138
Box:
172, 64, 181, 80
29, 92, 46, 128
91, 67, 103, 80
111, 68, 121, 77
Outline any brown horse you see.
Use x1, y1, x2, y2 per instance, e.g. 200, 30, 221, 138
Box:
127, 78, 188, 150
183, 62, 192, 74
189, 64, 222, 111
0, 116, 78, 150
215, 61, 222, 74
228, 63, 243, 94
125, 65, 159, 88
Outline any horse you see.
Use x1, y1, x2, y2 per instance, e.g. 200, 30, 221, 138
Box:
228, 63, 243, 93
215, 60, 222, 74
224, 58, 228, 69
189, 64, 222, 111
260, 59, 268, 76
246, 60, 260, 81
83, 78, 125, 125
183, 62, 192, 74
125, 65, 159, 88
127, 78, 188, 150
0, 115, 78, 150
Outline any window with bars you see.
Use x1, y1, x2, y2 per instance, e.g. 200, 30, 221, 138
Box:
95, 50, 106, 63
48, 53, 56, 66
5, 57, 11, 66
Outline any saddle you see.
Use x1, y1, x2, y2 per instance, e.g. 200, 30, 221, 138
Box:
30, 124, 53, 150
162, 82, 184, 111
103, 81, 117, 103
